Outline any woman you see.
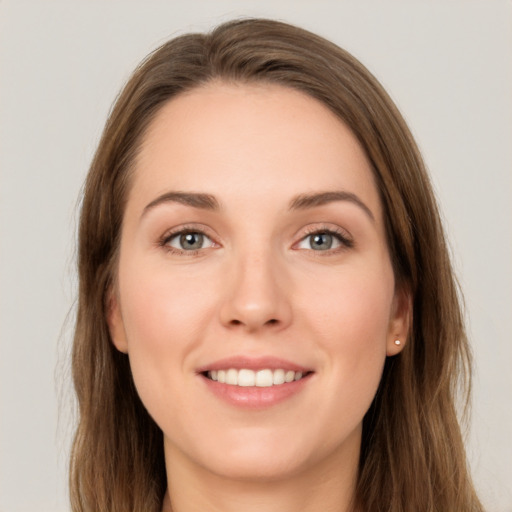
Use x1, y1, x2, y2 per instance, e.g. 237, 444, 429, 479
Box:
70, 18, 483, 512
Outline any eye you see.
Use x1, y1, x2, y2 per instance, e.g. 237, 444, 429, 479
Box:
296, 230, 352, 251
165, 231, 215, 251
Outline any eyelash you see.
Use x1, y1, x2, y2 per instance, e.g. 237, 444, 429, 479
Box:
158, 225, 216, 256
297, 226, 354, 253
158, 224, 354, 256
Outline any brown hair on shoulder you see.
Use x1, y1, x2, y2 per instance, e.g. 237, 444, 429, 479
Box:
71, 18, 483, 512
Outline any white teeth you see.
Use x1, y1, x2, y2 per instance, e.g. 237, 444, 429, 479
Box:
226, 368, 238, 385
207, 368, 307, 387
255, 369, 273, 387
238, 369, 254, 387
273, 369, 285, 385
285, 370, 295, 383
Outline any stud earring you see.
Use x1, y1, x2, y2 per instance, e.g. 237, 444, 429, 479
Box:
394, 339, 401, 346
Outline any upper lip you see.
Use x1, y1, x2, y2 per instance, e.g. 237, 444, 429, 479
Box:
196, 356, 312, 374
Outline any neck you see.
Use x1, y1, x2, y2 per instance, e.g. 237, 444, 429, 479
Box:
162, 434, 360, 512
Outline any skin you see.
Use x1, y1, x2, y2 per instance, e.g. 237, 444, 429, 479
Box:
108, 82, 410, 512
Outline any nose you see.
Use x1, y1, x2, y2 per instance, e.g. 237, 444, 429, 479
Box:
219, 250, 293, 332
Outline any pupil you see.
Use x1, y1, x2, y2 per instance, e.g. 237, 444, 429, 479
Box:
180, 233, 203, 250
312, 233, 332, 250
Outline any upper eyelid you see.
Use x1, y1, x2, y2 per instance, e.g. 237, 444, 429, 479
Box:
298, 223, 353, 240
159, 223, 217, 243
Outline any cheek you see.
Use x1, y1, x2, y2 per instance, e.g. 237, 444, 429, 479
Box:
116, 259, 220, 413
298, 262, 394, 404
120, 258, 217, 349
301, 260, 394, 344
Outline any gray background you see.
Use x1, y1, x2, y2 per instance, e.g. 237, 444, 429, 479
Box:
1, 1, 511, 510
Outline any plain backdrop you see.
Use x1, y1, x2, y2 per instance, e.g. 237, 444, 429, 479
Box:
1, 1, 511, 511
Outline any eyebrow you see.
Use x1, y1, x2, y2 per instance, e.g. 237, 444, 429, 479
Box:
142, 189, 374, 222
142, 192, 220, 216
289, 191, 375, 222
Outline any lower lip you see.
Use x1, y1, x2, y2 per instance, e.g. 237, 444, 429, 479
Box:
201, 374, 312, 409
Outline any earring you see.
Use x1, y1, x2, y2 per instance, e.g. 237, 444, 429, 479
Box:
394, 339, 401, 346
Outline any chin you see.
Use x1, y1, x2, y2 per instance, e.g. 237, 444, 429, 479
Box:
174, 421, 361, 484
201, 449, 312, 482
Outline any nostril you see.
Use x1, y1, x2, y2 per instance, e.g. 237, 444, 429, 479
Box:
228, 318, 279, 327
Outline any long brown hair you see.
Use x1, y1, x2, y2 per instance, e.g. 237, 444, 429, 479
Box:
71, 18, 483, 512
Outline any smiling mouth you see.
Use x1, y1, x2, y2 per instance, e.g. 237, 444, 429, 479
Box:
204, 368, 311, 387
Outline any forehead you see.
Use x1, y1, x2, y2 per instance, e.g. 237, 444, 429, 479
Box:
129, 82, 381, 216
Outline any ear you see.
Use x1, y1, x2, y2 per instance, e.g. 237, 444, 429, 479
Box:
105, 287, 129, 354
386, 284, 412, 356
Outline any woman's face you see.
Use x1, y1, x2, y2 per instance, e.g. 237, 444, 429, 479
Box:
108, 82, 408, 482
